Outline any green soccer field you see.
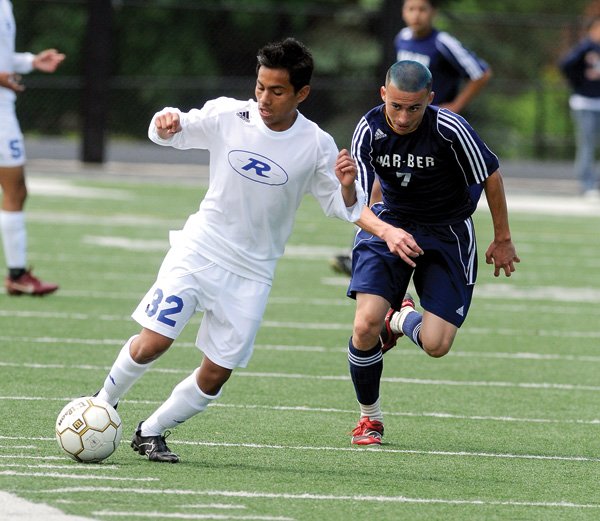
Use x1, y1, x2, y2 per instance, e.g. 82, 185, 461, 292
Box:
1, 172, 599, 521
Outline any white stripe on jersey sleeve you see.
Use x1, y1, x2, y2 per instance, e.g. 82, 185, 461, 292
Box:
437, 110, 489, 183
351, 117, 373, 198
436, 31, 485, 80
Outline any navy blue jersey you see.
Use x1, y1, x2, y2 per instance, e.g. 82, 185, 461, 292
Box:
351, 104, 498, 225
559, 38, 600, 99
394, 28, 489, 104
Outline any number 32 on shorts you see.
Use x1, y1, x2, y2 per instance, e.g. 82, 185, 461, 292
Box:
145, 288, 184, 327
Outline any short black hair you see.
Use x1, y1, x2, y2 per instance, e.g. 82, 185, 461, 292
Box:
386, 60, 433, 93
256, 37, 314, 93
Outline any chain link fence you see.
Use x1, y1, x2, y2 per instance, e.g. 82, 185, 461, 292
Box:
11, 1, 585, 161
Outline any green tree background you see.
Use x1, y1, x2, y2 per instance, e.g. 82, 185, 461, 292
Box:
11, 0, 595, 159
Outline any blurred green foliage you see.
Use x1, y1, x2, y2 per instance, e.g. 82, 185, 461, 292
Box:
11, 0, 595, 158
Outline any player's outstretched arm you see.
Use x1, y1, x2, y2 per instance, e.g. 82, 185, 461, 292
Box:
154, 112, 183, 140
32, 49, 65, 73
356, 206, 423, 268
482, 170, 520, 277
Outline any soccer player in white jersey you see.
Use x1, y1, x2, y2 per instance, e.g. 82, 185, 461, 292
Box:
0, 0, 64, 295
93, 38, 365, 463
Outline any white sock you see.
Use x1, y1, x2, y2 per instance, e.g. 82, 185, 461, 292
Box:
390, 306, 416, 335
0, 210, 27, 268
359, 397, 383, 423
96, 335, 152, 407
141, 369, 222, 436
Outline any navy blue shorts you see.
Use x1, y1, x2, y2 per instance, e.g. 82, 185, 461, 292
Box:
347, 204, 477, 327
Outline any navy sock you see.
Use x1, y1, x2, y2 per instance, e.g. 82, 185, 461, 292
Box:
403, 310, 424, 349
347, 337, 383, 405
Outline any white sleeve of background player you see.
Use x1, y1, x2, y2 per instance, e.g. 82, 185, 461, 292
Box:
310, 133, 366, 223
13, 52, 34, 74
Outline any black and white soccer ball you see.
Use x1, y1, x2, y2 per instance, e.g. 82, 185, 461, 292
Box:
55, 396, 122, 463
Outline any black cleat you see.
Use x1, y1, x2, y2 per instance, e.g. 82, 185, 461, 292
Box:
131, 421, 179, 463
330, 254, 352, 276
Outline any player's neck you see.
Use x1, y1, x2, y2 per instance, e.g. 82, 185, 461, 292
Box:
411, 26, 433, 39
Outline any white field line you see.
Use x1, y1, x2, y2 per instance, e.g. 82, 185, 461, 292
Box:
37, 486, 600, 510
2, 333, 600, 362
1, 398, 599, 427
92, 512, 293, 521
0, 462, 119, 471
2, 434, 598, 463
171, 440, 600, 463
2, 359, 600, 392
0, 470, 157, 481
5, 283, 600, 303
3, 308, 600, 338
3, 398, 599, 427
178, 505, 247, 510
0, 436, 600, 464
0, 454, 66, 460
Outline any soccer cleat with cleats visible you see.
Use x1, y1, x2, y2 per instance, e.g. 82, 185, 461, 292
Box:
380, 293, 415, 354
329, 254, 352, 277
131, 421, 179, 463
5, 269, 58, 296
351, 416, 384, 445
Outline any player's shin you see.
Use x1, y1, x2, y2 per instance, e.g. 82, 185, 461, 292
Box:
141, 368, 221, 436
96, 335, 153, 407
347, 337, 383, 414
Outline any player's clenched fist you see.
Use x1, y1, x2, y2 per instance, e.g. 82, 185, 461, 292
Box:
154, 112, 182, 139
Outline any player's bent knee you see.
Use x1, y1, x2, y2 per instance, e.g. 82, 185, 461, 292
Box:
130, 332, 173, 364
421, 340, 452, 358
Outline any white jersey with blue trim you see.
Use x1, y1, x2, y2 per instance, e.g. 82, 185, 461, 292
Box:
351, 104, 498, 225
148, 97, 364, 284
0, 0, 34, 105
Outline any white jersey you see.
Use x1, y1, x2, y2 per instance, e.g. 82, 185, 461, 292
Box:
0, 0, 34, 106
148, 97, 364, 284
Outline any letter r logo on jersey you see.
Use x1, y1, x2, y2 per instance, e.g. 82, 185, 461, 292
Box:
228, 150, 289, 186
242, 158, 271, 178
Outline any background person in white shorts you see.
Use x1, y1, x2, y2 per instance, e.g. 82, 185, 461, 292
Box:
0, 0, 64, 295
93, 37, 365, 463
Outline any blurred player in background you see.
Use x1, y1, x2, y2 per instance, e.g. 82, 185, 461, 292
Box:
346, 60, 518, 445
0, 0, 64, 295
93, 38, 364, 463
330, 0, 491, 276
559, 1, 600, 199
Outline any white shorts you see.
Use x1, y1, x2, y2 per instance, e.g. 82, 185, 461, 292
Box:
0, 106, 26, 167
132, 245, 271, 369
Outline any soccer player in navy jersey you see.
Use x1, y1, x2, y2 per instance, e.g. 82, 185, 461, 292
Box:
347, 60, 519, 445
330, 0, 491, 276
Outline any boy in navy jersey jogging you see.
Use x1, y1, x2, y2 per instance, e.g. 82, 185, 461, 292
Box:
347, 60, 519, 445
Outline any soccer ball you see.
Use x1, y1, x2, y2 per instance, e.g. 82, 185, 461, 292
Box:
55, 396, 122, 463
